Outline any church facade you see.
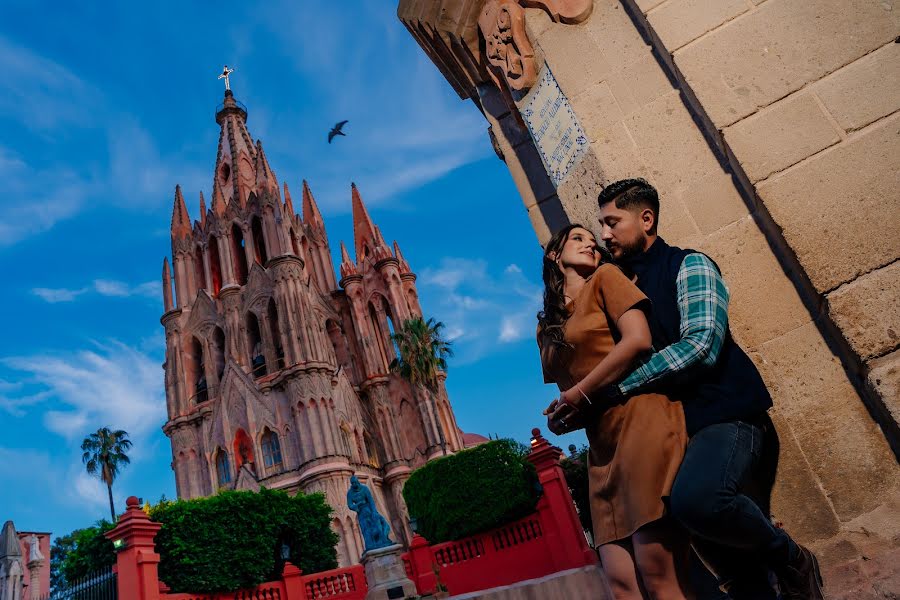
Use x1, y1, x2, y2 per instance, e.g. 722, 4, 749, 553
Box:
160, 89, 465, 567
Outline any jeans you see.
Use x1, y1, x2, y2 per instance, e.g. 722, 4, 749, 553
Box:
670, 415, 796, 600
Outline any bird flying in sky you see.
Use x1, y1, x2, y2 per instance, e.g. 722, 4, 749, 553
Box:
328, 120, 349, 143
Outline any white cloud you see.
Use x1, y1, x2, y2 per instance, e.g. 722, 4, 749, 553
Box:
31, 287, 89, 303
418, 257, 544, 363
31, 279, 159, 303
4, 341, 165, 442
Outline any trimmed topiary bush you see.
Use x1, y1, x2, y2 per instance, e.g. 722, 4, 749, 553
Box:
149, 488, 338, 593
402, 439, 541, 543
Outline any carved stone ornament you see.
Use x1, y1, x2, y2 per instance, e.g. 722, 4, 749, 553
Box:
478, 0, 593, 92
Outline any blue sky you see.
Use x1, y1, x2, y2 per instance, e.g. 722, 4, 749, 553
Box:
0, 1, 580, 538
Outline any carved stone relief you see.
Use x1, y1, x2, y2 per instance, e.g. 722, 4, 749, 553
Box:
478, 0, 593, 92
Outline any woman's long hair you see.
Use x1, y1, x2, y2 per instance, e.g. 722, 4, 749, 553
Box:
536, 224, 610, 348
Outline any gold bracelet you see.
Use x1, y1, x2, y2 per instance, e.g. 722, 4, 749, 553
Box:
576, 385, 592, 406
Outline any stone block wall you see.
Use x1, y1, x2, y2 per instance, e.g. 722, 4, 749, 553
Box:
398, 0, 900, 592
520, 0, 900, 587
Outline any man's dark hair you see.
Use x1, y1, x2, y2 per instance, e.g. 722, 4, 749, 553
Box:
597, 178, 660, 230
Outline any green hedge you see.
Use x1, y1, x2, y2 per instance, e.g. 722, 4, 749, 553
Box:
149, 488, 338, 593
402, 439, 541, 543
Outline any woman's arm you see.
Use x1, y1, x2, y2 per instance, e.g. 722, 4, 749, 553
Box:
572, 307, 652, 399
547, 307, 651, 423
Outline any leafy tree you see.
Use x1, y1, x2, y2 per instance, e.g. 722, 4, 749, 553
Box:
560, 444, 592, 535
50, 529, 81, 591
389, 316, 453, 453
81, 427, 132, 522
58, 521, 116, 586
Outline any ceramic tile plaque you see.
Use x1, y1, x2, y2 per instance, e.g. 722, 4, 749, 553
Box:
520, 65, 589, 186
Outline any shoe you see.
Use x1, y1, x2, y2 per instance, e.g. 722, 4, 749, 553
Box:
776, 545, 824, 600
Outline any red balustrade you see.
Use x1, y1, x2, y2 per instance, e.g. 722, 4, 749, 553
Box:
109, 429, 591, 600
400, 429, 598, 596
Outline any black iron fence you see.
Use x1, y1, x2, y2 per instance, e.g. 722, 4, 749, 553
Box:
42, 567, 117, 600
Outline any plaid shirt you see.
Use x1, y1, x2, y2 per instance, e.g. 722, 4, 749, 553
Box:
618, 253, 730, 396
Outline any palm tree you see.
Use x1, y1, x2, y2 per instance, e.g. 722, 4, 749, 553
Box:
389, 317, 454, 454
81, 427, 132, 522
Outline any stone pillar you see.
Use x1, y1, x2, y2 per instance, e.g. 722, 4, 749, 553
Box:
105, 496, 163, 600
527, 428, 597, 571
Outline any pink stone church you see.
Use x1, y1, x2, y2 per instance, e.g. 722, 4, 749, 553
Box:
160, 89, 478, 566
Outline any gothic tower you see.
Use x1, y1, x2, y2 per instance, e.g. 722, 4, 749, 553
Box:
160, 89, 465, 566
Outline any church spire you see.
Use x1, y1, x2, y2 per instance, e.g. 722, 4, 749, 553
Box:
254, 139, 278, 195
303, 180, 325, 231
213, 182, 227, 216
198, 191, 207, 227
351, 182, 384, 262
171, 185, 192, 239
283, 182, 295, 217
339, 241, 357, 279
213, 89, 256, 208
393, 240, 412, 274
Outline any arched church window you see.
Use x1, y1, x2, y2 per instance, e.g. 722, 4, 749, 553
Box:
368, 301, 390, 371
215, 449, 231, 487
261, 429, 283, 471
247, 312, 266, 378
267, 298, 284, 369
194, 246, 207, 291
213, 326, 226, 381
251, 216, 268, 266
220, 163, 231, 184
231, 223, 248, 285
209, 236, 223, 296
191, 337, 208, 404
384, 303, 399, 361
233, 428, 255, 469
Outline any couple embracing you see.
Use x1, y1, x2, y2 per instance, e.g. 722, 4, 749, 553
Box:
536, 179, 824, 600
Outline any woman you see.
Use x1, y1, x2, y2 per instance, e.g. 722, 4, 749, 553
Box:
537, 224, 691, 600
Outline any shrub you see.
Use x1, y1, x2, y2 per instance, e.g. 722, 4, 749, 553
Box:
560, 445, 592, 535
149, 488, 338, 593
403, 439, 541, 543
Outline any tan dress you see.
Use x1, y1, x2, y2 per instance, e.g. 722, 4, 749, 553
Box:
539, 263, 687, 546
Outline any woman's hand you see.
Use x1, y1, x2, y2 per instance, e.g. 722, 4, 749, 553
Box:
543, 388, 589, 434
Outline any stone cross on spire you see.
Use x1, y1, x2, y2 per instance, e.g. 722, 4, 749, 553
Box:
218, 65, 235, 91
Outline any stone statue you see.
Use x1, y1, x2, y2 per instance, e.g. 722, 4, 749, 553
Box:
347, 476, 393, 553
26, 536, 42, 564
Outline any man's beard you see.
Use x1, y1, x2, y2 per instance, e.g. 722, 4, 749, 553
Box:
609, 236, 645, 261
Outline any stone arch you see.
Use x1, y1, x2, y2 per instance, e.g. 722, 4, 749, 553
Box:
247, 311, 266, 377
345, 514, 361, 563
251, 214, 268, 266
367, 298, 391, 371
233, 428, 255, 470
212, 326, 226, 381
231, 222, 249, 285
214, 447, 231, 487
194, 245, 207, 291
209, 235, 223, 296
260, 427, 283, 474
267, 297, 285, 369
189, 336, 208, 404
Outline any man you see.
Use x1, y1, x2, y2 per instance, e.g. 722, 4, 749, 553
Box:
551, 178, 823, 599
